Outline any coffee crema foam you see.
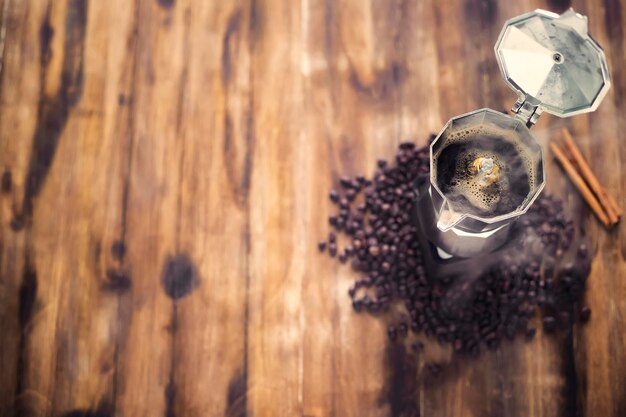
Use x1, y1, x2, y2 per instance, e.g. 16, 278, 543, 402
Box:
433, 125, 540, 218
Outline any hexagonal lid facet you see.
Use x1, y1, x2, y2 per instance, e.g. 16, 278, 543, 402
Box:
495, 9, 611, 120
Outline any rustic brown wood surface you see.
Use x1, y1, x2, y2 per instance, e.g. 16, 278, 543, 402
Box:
0, 0, 624, 416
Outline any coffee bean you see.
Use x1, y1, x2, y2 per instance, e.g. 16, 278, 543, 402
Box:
318, 241, 327, 252
579, 306, 591, 322
399, 323, 408, 337
340, 177, 352, 188
426, 362, 442, 376
562, 262, 575, 275
411, 341, 424, 351
543, 316, 556, 332
453, 339, 463, 351
486, 338, 500, 350
348, 286, 356, 297
329, 190, 340, 203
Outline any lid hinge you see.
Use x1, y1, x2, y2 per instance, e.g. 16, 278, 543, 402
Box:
511, 96, 543, 128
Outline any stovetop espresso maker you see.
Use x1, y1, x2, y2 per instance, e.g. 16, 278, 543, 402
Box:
415, 9, 611, 269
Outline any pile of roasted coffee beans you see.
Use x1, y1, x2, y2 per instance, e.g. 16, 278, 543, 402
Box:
319, 137, 592, 357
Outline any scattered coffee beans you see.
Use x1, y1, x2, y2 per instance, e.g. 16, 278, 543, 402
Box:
320, 137, 592, 357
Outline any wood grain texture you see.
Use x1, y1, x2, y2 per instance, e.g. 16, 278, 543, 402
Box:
0, 0, 624, 416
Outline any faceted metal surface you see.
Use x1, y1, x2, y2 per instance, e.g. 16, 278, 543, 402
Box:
428, 108, 545, 232
495, 9, 611, 117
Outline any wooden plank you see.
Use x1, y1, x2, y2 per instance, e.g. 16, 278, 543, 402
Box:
111, 0, 191, 416
245, 0, 305, 415
299, 3, 342, 416
40, 0, 138, 413
572, 1, 626, 416
328, 1, 403, 415
173, 1, 252, 416
299, 0, 417, 415
0, 0, 42, 412
0, 0, 140, 415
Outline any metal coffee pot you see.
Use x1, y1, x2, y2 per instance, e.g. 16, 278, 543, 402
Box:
416, 9, 611, 260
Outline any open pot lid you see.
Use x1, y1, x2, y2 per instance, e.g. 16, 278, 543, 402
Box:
495, 9, 611, 123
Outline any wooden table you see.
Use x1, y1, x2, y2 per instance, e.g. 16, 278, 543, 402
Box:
0, 0, 624, 416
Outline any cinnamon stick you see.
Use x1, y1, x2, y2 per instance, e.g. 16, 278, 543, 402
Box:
549, 142, 611, 227
561, 128, 621, 224
604, 189, 623, 217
